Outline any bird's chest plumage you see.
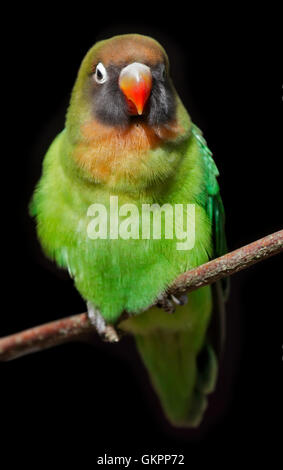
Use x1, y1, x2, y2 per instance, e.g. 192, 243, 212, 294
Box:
44, 129, 212, 320
64, 190, 211, 321
36, 128, 212, 321
71, 119, 182, 189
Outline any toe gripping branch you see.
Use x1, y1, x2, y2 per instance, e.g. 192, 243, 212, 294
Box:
156, 293, 188, 314
87, 302, 120, 343
87, 291, 188, 343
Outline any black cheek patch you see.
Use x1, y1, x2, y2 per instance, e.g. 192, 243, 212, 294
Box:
91, 64, 176, 127
94, 82, 130, 126
92, 65, 130, 127
147, 77, 176, 126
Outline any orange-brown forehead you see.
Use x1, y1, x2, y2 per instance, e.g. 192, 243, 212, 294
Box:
94, 36, 166, 67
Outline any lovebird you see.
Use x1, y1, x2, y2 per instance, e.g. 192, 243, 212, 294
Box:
30, 34, 228, 427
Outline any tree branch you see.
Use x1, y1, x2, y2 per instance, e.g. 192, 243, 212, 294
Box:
0, 230, 282, 361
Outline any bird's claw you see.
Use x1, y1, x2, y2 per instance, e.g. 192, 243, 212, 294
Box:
171, 293, 188, 306
156, 294, 175, 314
156, 293, 188, 314
87, 302, 120, 342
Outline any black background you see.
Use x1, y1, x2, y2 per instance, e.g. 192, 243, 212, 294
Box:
1, 4, 282, 466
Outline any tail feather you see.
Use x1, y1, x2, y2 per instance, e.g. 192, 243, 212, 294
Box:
135, 330, 217, 427
120, 286, 221, 428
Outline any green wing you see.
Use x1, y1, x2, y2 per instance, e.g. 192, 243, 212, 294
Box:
192, 124, 229, 359
192, 124, 227, 260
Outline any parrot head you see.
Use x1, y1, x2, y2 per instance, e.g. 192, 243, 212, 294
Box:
66, 34, 190, 189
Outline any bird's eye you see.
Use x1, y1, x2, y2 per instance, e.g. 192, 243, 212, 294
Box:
94, 62, 108, 84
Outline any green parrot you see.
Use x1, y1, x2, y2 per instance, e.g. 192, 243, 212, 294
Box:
30, 34, 228, 427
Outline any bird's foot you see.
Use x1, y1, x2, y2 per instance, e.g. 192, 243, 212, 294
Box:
156, 292, 188, 314
87, 302, 120, 343
171, 293, 188, 306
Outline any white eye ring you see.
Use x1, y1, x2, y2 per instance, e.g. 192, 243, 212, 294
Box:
94, 62, 108, 84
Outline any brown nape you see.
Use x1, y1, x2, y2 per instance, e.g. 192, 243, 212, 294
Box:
95, 35, 166, 68
73, 119, 182, 184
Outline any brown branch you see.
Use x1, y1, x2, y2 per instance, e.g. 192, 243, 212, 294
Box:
168, 229, 283, 296
0, 229, 282, 361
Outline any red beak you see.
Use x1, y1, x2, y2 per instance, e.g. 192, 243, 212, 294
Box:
119, 62, 152, 115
